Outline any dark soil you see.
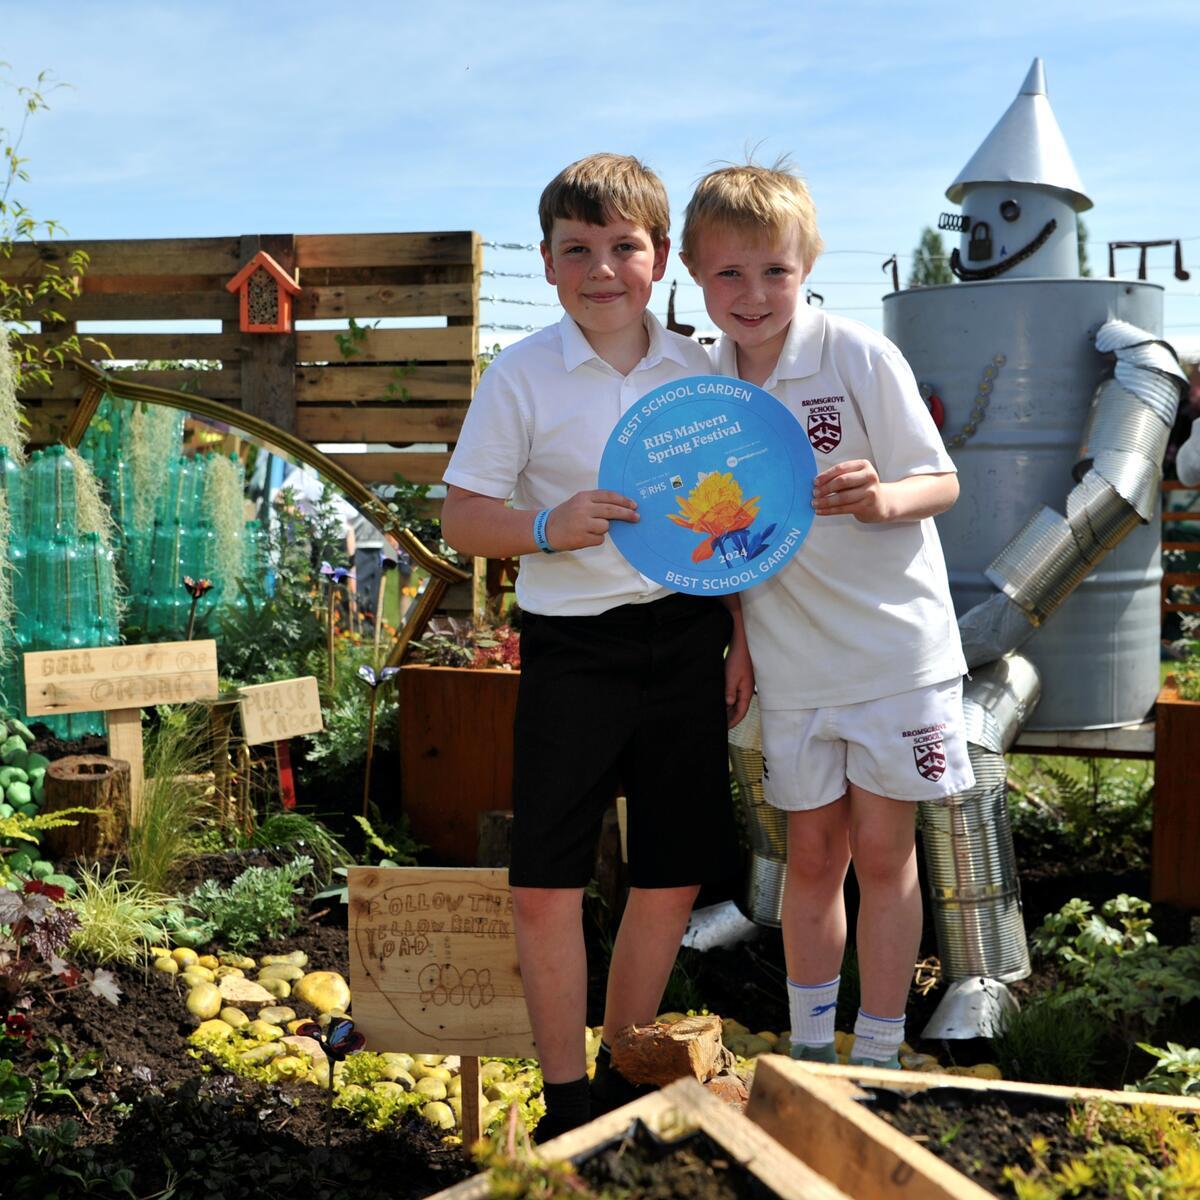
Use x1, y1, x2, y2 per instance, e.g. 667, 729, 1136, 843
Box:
577, 1119, 777, 1198
868, 1087, 1095, 1198
7, 866, 475, 1199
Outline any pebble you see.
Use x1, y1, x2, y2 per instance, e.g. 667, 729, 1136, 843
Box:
186, 983, 222, 1019
293, 971, 351, 1013
258, 1006, 297, 1026
218, 975, 276, 1004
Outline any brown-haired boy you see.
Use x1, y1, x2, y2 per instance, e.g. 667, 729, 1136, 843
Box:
442, 153, 753, 1138
682, 162, 973, 1068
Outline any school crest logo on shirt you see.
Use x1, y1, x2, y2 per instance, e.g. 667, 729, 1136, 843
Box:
913, 739, 946, 782
807, 410, 841, 454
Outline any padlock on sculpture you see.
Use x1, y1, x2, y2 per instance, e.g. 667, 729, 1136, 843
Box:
968, 221, 993, 261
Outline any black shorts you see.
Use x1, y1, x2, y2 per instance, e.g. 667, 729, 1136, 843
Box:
509, 592, 740, 889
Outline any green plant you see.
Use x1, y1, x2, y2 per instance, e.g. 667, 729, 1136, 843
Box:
991, 993, 1107, 1086
1032, 895, 1200, 1041
125, 704, 215, 893
219, 487, 346, 686
313, 815, 421, 907
385, 474, 442, 553
1, 68, 92, 388
0, 1118, 137, 1197
1131, 1043, 1200, 1097
187, 855, 313, 951
1007, 755, 1153, 871
67, 865, 170, 965
238, 810, 350, 886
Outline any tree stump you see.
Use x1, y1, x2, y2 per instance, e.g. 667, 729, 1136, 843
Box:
612, 1015, 733, 1087
43, 755, 131, 860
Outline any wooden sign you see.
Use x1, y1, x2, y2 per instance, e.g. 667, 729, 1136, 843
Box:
23, 640, 219, 822
24, 641, 219, 716
237, 676, 323, 746
348, 867, 534, 1059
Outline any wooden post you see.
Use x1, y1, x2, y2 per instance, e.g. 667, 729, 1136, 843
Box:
23, 641, 220, 827
476, 810, 513, 868
1152, 677, 1200, 906
460, 1055, 483, 1148
43, 755, 131, 859
236, 233, 298, 434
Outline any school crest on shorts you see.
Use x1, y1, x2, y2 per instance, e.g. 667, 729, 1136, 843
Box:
807, 410, 841, 454
913, 739, 946, 782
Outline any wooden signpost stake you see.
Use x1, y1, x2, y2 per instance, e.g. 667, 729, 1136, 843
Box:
237, 676, 324, 812
23, 641, 220, 825
348, 866, 534, 1149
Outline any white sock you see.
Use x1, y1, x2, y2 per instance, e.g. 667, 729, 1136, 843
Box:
852, 1009, 905, 1061
787, 976, 840, 1047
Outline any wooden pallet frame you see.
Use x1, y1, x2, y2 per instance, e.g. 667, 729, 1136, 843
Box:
746, 1056, 1200, 1200
428, 1075, 850, 1200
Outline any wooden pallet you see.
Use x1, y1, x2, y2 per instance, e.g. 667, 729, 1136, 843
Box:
746, 1056, 1200, 1200
428, 1075, 851, 1199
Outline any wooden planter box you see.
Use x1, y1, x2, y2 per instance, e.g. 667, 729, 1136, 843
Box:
746, 1056, 1200, 1200
397, 664, 520, 866
1153, 676, 1200, 907
428, 1075, 851, 1199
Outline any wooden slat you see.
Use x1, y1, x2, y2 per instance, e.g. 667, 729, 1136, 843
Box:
49, 290, 238, 321
295, 232, 476, 269
1162, 510, 1200, 521
1163, 604, 1200, 613
327, 451, 450, 485
1163, 572, 1200, 586
25, 367, 241, 403
430, 1077, 850, 1200
1163, 541, 1200, 552
296, 284, 473, 320
797, 1060, 1200, 1112
5, 237, 243, 276
23, 332, 242, 361
296, 406, 468, 443
81, 274, 229, 295
297, 327, 475, 363
296, 364, 472, 404
1163, 480, 1200, 492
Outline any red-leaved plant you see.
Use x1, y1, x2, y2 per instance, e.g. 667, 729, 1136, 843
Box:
0, 880, 121, 1016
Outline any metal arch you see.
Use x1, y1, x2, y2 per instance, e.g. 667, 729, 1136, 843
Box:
64, 357, 470, 667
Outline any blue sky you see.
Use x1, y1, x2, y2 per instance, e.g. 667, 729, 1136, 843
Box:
4, 1, 1200, 352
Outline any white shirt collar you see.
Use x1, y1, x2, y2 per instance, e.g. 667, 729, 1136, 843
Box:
714, 303, 827, 387
558, 309, 693, 374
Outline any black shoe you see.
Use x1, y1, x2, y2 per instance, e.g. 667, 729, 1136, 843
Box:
533, 1075, 591, 1143
589, 1049, 655, 1116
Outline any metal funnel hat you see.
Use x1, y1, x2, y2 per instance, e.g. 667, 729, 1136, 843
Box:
947, 59, 1092, 212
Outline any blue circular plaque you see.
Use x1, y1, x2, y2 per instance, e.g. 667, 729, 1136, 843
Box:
597, 374, 816, 595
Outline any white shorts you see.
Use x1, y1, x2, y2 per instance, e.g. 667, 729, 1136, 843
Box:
760, 678, 975, 811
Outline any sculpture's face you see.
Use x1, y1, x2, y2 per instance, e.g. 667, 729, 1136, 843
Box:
951, 183, 1080, 281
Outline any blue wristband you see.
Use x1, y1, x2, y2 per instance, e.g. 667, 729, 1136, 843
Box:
533, 508, 557, 554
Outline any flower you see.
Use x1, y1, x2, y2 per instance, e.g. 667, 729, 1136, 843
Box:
320, 561, 353, 585
181, 576, 213, 599
667, 472, 761, 563
3, 1013, 33, 1043
295, 1017, 365, 1061
357, 664, 400, 689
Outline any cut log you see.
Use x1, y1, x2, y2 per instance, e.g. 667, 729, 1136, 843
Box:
611, 1015, 733, 1086
42, 755, 131, 859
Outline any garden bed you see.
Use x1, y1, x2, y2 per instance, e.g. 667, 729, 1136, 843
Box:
746, 1058, 1200, 1200
429, 1076, 849, 1200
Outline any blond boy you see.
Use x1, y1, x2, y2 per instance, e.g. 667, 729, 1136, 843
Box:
681, 163, 973, 1067
442, 154, 752, 1137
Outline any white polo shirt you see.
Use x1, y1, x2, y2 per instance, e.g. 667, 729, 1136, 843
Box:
713, 305, 967, 709
445, 311, 712, 616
